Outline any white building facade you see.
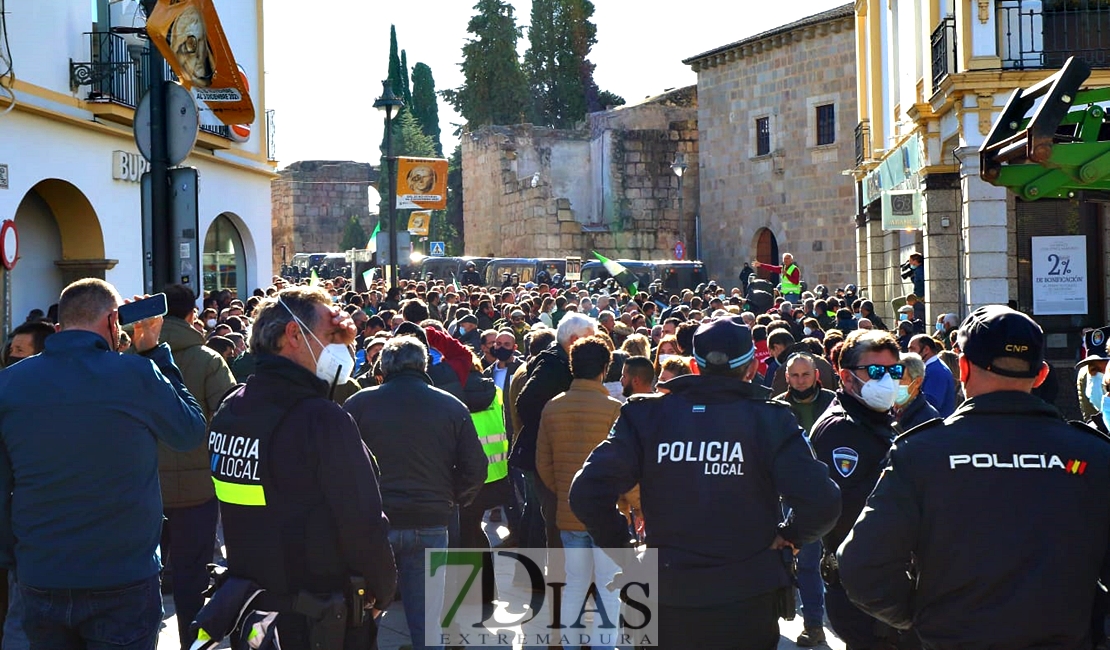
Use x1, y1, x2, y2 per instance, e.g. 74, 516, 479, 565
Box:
0, 0, 275, 329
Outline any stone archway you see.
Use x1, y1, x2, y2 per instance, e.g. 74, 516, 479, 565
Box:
11, 179, 113, 325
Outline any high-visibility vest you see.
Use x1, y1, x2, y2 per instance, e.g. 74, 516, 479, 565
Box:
471, 388, 509, 484
781, 264, 801, 295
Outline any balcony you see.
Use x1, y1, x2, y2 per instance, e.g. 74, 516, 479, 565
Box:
931, 16, 957, 87
999, 0, 1110, 70
855, 119, 871, 166
70, 31, 235, 142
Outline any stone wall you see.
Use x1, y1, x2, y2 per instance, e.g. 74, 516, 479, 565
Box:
461, 87, 698, 262
271, 161, 378, 272
687, 9, 858, 289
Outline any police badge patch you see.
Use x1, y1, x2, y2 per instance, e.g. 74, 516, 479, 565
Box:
832, 447, 859, 478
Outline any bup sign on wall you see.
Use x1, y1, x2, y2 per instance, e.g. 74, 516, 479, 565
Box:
146, 0, 255, 127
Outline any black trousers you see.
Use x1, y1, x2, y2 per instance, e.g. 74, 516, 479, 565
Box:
825, 581, 901, 650
651, 592, 778, 650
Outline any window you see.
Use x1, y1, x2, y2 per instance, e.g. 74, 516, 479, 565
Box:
816, 104, 836, 146
756, 117, 771, 156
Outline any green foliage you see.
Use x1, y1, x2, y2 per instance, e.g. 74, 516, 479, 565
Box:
379, 111, 439, 233
411, 63, 444, 156
340, 215, 367, 251
388, 25, 404, 99
446, 144, 464, 253
442, 0, 531, 128
597, 90, 626, 110
400, 50, 413, 108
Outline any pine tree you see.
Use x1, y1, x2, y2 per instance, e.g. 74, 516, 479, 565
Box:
339, 215, 368, 251
446, 144, 464, 253
411, 62, 443, 156
524, 0, 561, 127
442, 0, 530, 128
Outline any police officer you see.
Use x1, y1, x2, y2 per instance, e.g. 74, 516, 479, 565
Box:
570, 315, 841, 649
808, 328, 904, 648
207, 287, 397, 649
838, 306, 1110, 648
461, 261, 483, 287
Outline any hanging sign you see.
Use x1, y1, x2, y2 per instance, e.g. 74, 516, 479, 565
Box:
1032, 235, 1088, 315
395, 157, 448, 210
407, 211, 431, 236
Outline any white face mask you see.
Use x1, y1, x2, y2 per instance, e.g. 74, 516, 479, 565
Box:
803, 327, 814, 337
206, 319, 218, 329
855, 372, 898, 412
894, 383, 913, 407
279, 299, 354, 386
1087, 372, 1105, 410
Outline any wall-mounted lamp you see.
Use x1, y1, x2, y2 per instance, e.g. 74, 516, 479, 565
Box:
940, 216, 951, 228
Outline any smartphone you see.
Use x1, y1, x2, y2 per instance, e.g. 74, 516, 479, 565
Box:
118, 293, 168, 326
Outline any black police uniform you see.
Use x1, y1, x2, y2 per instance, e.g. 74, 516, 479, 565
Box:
461, 268, 482, 286
808, 389, 900, 648
839, 391, 1110, 649
209, 355, 397, 649
570, 373, 841, 650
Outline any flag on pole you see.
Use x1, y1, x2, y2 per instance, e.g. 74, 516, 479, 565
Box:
367, 220, 381, 249
309, 268, 320, 287
592, 251, 639, 296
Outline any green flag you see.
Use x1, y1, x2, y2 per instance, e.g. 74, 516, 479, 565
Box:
309, 268, 320, 287
367, 220, 381, 248
592, 251, 639, 296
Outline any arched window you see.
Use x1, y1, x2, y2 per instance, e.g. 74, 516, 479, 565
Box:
203, 214, 245, 298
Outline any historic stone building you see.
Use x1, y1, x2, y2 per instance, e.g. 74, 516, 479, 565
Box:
683, 4, 858, 289
461, 87, 698, 262
270, 161, 379, 272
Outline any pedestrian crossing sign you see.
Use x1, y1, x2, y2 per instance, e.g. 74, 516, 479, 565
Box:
430, 241, 445, 257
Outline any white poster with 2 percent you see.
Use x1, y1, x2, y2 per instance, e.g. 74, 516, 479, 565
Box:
1031, 235, 1088, 316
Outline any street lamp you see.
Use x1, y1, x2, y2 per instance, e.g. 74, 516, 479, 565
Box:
373, 80, 404, 289
671, 154, 688, 258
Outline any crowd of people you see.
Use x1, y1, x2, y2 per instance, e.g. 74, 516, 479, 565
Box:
0, 248, 1109, 650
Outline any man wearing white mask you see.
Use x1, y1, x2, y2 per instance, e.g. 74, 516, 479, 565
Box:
1077, 326, 1110, 420
892, 352, 940, 431
809, 329, 905, 650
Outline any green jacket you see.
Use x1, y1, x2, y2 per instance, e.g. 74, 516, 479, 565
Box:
159, 316, 237, 508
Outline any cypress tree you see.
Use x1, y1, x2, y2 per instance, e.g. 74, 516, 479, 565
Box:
400, 50, 413, 108
411, 62, 444, 156
387, 25, 403, 97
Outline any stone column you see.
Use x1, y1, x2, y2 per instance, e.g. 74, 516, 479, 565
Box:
866, 215, 888, 310
957, 146, 1010, 314
921, 173, 961, 324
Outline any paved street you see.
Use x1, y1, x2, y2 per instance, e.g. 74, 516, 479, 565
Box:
157, 521, 845, 650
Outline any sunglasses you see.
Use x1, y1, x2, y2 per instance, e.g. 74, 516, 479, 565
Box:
847, 364, 905, 380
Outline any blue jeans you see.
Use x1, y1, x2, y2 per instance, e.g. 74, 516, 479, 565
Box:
559, 531, 622, 650
3, 571, 28, 650
796, 540, 824, 628
18, 574, 162, 650
162, 497, 219, 647
389, 526, 448, 650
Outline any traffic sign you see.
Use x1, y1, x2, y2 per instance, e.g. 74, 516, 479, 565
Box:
430, 241, 446, 257
674, 241, 685, 260
134, 82, 199, 166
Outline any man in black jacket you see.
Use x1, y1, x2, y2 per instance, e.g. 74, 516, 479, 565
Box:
809, 329, 903, 649
209, 287, 396, 650
514, 313, 596, 551
571, 316, 840, 649
892, 352, 940, 432
344, 335, 487, 650
840, 306, 1110, 649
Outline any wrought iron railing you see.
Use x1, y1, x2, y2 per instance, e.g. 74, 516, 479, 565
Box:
855, 119, 871, 165
931, 16, 957, 87
70, 32, 147, 107
266, 109, 277, 160
999, 0, 1110, 70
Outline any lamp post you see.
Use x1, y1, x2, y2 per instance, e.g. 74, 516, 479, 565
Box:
373, 80, 404, 289
671, 154, 688, 259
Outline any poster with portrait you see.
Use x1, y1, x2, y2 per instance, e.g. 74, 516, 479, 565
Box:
395, 157, 448, 210
407, 211, 430, 236
146, 0, 255, 126
1031, 235, 1088, 316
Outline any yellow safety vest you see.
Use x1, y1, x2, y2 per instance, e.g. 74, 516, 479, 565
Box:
781, 264, 801, 295
471, 388, 509, 484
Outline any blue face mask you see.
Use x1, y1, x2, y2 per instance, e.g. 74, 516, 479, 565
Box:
1101, 389, 1110, 432
1087, 372, 1105, 411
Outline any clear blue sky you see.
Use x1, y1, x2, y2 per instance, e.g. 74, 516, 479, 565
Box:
262, 0, 848, 166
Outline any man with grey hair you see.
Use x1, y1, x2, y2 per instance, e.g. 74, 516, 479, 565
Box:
0, 278, 205, 649
514, 313, 596, 551
892, 351, 940, 431
344, 335, 486, 650
208, 287, 396, 649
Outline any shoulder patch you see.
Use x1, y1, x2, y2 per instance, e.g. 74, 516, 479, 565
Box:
831, 447, 860, 477
1068, 420, 1110, 445
894, 417, 944, 443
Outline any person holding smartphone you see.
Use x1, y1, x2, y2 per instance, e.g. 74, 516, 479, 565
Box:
0, 279, 205, 650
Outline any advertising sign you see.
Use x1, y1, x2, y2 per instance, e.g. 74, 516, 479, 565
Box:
881, 189, 922, 230
146, 0, 255, 126
395, 157, 448, 210
1032, 235, 1088, 315
564, 256, 582, 281
408, 211, 431, 236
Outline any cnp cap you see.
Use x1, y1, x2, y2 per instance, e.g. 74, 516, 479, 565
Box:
957, 305, 1044, 378
692, 315, 755, 370
1076, 326, 1110, 369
